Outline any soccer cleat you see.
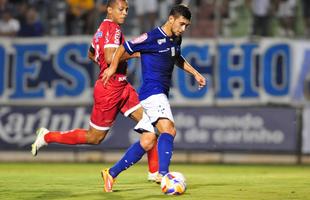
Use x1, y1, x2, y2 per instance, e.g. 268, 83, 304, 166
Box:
101, 168, 115, 192
147, 171, 158, 182
31, 127, 49, 156
155, 173, 163, 184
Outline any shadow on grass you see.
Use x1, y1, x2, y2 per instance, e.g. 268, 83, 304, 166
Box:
21, 190, 72, 200
189, 183, 230, 189
23, 189, 126, 200
19, 182, 217, 200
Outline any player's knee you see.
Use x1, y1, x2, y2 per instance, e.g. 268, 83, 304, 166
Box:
140, 134, 157, 151
165, 127, 176, 137
86, 131, 106, 144
157, 119, 177, 137
87, 134, 104, 144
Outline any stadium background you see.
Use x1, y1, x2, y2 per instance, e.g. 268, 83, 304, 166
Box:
0, 0, 310, 164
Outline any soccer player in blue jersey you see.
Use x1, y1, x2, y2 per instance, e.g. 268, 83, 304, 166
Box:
101, 4, 206, 191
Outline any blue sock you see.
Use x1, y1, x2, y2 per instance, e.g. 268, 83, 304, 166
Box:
109, 141, 145, 178
158, 133, 174, 176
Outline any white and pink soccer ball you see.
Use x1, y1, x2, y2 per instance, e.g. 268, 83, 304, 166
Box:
160, 172, 186, 195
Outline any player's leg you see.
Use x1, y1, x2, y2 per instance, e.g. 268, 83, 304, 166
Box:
31, 127, 88, 156
107, 132, 156, 178
42, 126, 108, 144
139, 93, 176, 183
101, 86, 158, 192
146, 139, 159, 181
31, 108, 113, 156
155, 119, 176, 182
31, 126, 110, 156
121, 84, 159, 180
102, 116, 156, 192
128, 106, 159, 180
32, 81, 118, 156
103, 131, 156, 192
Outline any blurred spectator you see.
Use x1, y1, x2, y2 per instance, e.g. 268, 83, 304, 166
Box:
97, 0, 107, 17
134, 0, 158, 33
15, 2, 28, 26
175, 0, 190, 5
217, 0, 230, 37
302, 0, 310, 38
0, 0, 5, 9
95, 0, 107, 27
247, 0, 273, 37
157, 0, 174, 27
276, 0, 297, 37
18, 6, 44, 37
65, 0, 96, 35
0, 9, 20, 36
0, 0, 11, 13
0, 0, 308, 38
45, 0, 67, 36
189, 0, 216, 37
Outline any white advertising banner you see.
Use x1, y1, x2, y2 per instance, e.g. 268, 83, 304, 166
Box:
302, 105, 310, 154
0, 37, 309, 106
290, 41, 310, 104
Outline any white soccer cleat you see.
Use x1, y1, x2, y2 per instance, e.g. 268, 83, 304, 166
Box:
31, 127, 49, 156
147, 171, 158, 182
155, 173, 163, 184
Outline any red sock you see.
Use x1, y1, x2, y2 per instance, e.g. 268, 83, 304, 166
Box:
44, 129, 87, 145
147, 139, 159, 173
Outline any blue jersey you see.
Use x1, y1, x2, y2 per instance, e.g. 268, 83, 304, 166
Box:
124, 27, 182, 101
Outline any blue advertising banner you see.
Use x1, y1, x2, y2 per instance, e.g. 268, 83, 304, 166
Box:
0, 106, 297, 152
0, 37, 305, 106
172, 107, 297, 152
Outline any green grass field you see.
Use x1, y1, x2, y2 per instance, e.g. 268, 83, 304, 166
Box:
0, 163, 310, 200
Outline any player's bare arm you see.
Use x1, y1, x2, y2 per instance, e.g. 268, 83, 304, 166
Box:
119, 51, 140, 62
88, 45, 139, 65
175, 55, 206, 89
102, 45, 127, 85
105, 46, 140, 64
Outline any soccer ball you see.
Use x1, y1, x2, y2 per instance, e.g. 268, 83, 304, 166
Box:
169, 172, 186, 182
160, 172, 186, 195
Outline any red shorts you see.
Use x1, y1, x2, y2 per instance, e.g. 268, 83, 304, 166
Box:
90, 79, 140, 130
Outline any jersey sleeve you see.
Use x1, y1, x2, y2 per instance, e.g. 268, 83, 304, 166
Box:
103, 25, 122, 49
90, 22, 122, 63
124, 33, 151, 55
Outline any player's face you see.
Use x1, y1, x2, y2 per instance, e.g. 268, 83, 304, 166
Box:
170, 16, 190, 36
109, 0, 128, 24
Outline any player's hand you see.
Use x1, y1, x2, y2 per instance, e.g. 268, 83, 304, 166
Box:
195, 73, 207, 90
102, 66, 116, 86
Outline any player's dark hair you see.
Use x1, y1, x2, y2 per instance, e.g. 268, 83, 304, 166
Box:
107, 0, 116, 7
107, 0, 126, 8
169, 4, 191, 20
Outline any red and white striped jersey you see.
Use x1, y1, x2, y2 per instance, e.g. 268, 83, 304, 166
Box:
91, 19, 127, 81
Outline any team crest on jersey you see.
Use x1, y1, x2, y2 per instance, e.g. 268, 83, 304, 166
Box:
131, 33, 148, 44
157, 38, 166, 45
95, 31, 103, 42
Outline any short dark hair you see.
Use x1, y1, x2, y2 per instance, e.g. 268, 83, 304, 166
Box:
107, 0, 117, 7
169, 4, 191, 20
107, 0, 126, 8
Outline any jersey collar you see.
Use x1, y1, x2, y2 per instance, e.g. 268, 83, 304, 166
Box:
157, 27, 168, 37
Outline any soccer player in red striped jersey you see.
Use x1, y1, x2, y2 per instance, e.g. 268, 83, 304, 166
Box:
31, 0, 159, 191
